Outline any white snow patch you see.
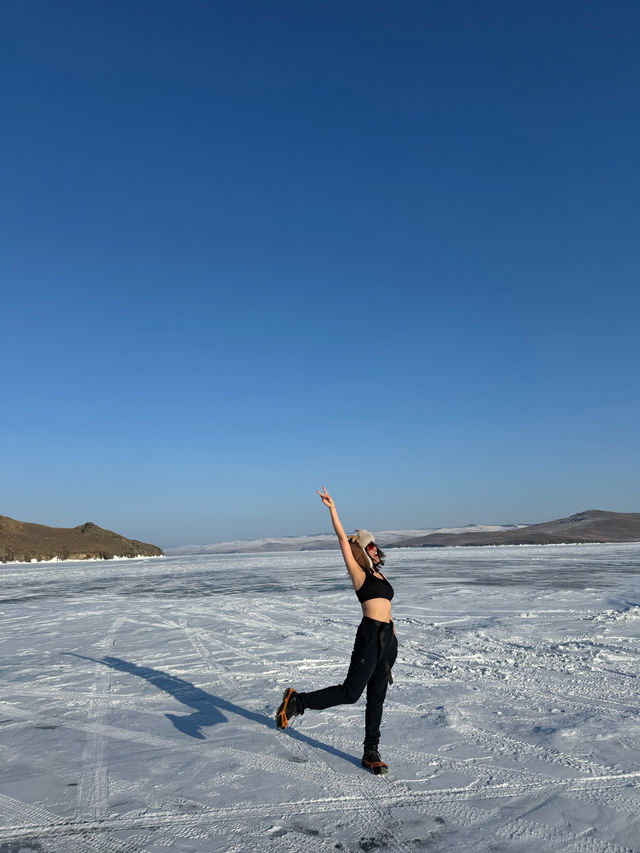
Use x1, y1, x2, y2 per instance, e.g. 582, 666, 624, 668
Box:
587, 603, 640, 622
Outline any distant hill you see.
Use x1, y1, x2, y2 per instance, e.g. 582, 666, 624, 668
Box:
397, 510, 640, 547
0, 516, 164, 563
165, 524, 525, 555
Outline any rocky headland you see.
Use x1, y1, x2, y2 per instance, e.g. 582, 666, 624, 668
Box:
0, 516, 164, 563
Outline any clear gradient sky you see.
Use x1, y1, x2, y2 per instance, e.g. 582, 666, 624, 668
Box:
3, 1, 639, 548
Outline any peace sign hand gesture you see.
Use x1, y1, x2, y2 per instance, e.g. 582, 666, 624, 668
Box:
316, 486, 335, 510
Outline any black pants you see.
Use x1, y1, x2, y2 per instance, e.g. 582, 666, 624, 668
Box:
298, 617, 398, 748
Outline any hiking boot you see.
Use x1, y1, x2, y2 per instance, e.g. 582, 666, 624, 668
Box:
362, 746, 388, 775
275, 688, 304, 730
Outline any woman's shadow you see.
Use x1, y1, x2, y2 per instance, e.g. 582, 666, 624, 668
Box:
64, 653, 360, 768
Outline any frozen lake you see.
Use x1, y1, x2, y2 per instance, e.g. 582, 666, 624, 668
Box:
1, 543, 639, 852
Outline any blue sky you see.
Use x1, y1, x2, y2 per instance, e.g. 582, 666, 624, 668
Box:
3, 1, 639, 547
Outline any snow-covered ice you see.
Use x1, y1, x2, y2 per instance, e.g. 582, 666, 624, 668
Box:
1, 543, 639, 852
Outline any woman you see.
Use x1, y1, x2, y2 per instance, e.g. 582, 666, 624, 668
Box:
275, 487, 397, 775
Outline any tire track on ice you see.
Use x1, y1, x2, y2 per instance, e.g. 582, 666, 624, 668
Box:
163, 617, 281, 684
176, 620, 235, 691
377, 777, 636, 853
1, 787, 635, 852
386, 740, 640, 801
76, 617, 125, 823
165, 614, 352, 684
286, 719, 415, 853
396, 743, 640, 851
323, 733, 640, 853
495, 813, 635, 853
0, 793, 455, 842
0, 793, 135, 853
455, 716, 616, 776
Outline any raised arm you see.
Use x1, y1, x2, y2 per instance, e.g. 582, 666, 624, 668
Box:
316, 486, 363, 580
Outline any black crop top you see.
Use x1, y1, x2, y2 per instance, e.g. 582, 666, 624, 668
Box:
356, 570, 394, 603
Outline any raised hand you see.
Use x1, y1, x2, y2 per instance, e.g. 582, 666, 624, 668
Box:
316, 486, 335, 510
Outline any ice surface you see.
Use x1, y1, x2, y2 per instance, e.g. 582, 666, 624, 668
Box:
1, 544, 639, 851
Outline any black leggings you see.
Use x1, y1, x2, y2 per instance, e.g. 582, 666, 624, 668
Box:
298, 616, 398, 748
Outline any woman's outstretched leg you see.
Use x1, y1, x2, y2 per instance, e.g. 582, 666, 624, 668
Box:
299, 620, 377, 709
276, 620, 378, 728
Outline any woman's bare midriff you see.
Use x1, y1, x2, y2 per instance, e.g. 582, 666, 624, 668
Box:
361, 598, 392, 622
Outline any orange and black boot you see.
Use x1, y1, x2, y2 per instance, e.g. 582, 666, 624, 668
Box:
275, 688, 304, 730
362, 746, 388, 775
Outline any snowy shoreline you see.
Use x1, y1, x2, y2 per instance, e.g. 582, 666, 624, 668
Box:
1, 553, 166, 566
4, 541, 640, 566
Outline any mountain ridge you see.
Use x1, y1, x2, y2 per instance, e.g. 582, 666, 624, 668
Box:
165, 524, 527, 555
401, 510, 640, 547
165, 511, 640, 554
